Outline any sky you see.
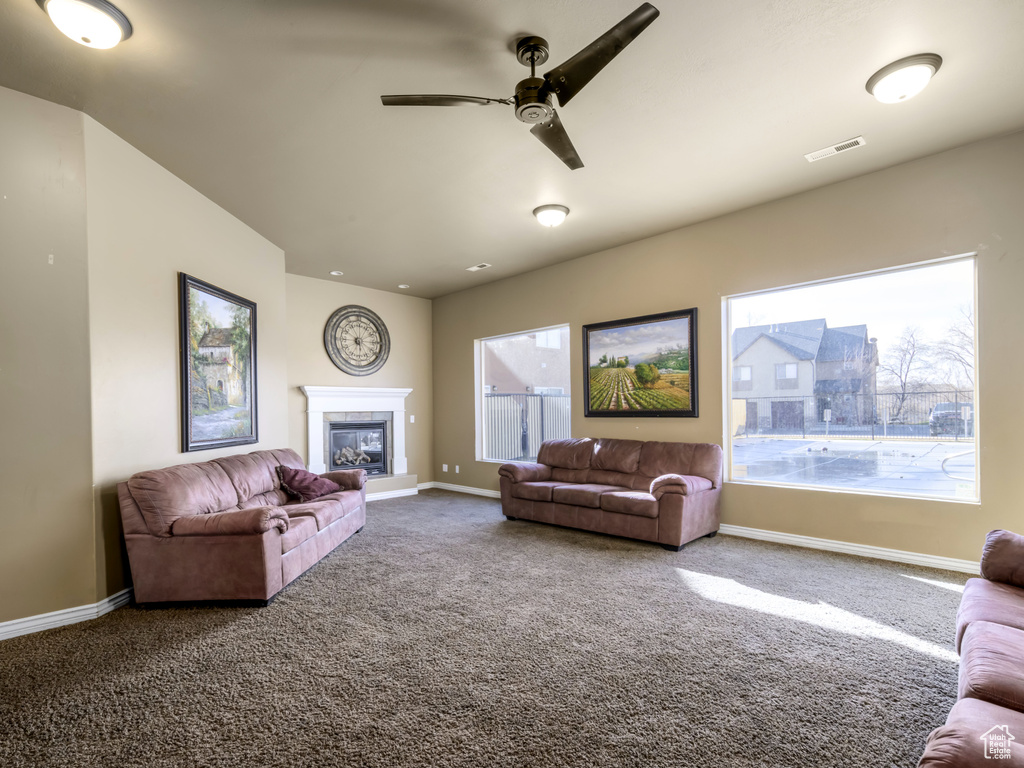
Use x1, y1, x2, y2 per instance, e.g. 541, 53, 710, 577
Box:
192, 287, 241, 328
729, 259, 974, 356
588, 317, 690, 365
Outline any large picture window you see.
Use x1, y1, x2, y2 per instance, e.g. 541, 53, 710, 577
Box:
476, 325, 571, 462
726, 256, 977, 501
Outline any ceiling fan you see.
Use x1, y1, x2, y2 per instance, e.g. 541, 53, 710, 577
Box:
380, 3, 660, 170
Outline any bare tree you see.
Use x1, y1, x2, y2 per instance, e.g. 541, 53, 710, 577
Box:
878, 327, 928, 422
934, 306, 975, 389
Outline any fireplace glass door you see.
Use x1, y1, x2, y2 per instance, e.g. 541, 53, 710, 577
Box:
329, 421, 386, 475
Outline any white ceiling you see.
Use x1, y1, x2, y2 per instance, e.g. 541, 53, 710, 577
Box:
3, 0, 1023, 298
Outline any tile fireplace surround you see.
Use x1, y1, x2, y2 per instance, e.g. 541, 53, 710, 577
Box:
300, 386, 412, 475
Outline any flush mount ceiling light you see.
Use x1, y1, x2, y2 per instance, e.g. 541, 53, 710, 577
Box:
37, 0, 133, 49
533, 204, 569, 227
866, 53, 942, 103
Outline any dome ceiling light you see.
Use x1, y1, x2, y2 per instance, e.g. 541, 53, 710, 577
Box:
533, 204, 569, 227
866, 53, 942, 104
37, 0, 132, 49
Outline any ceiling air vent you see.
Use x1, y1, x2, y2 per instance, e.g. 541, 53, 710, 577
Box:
804, 136, 867, 163
466, 263, 492, 272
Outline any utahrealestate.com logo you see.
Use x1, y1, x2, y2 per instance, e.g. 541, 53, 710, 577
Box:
981, 725, 1015, 760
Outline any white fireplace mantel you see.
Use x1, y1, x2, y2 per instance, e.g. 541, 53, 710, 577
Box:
301, 386, 412, 475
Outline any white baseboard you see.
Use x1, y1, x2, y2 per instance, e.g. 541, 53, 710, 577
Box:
0, 588, 133, 642
421, 481, 501, 499
719, 524, 980, 574
365, 487, 419, 502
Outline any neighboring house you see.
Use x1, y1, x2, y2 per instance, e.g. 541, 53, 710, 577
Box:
196, 327, 244, 408
731, 319, 878, 432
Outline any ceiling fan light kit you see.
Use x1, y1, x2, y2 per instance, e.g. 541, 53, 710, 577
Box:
381, 3, 660, 170
866, 53, 942, 103
36, 0, 132, 49
533, 204, 569, 227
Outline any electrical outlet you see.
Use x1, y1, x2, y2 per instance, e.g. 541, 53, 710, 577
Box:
455, 465, 460, 474
409, 414, 415, 423
442, 464, 448, 472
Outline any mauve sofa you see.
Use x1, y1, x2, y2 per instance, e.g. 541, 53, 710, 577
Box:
919, 530, 1024, 767
118, 448, 365, 604
498, 437, 722, 551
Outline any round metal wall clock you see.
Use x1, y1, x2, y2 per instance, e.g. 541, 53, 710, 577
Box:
324, 305, 391, 376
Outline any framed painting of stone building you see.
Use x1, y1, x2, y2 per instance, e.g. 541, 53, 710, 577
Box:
179, 273, 258, 452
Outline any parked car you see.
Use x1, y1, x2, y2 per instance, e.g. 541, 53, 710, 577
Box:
929, 402, 974, 437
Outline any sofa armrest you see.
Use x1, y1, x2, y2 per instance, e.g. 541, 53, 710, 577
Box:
981, 529, 1024, 587
171, 507, 289, 536
319, 468, 367, 490
498, 462, 552, 483
651, 473, 714, 498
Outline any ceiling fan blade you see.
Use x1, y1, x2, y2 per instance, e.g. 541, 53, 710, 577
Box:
530, 110, 584, 170
542, 2, 660, 107
381, 94, 509, 107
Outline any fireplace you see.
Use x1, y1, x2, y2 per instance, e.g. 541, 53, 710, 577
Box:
329, 421, 387, 475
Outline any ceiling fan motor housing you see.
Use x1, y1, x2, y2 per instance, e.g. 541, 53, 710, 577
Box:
514, 77, 554, 124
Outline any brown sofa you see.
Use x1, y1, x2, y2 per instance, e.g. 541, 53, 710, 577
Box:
118, 448, 366, 604
919, 530, 1024, 767
498, 437, 723, 551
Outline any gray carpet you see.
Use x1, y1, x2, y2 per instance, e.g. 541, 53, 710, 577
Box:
0, 490, 966, 767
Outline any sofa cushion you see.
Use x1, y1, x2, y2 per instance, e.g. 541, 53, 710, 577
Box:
511, 481, 563, 502
281, 515, 318, 555
550, 467, 590, 484
214, 448, 305, 504
127, 461, 238, 537
552, 483, 631, 508
599, 491, 658, 518
959, 621, 1024, 712
638, 441, 723, 487
537, 438, 594, 470
239, 489, 291, 509
277, 465, 341, 503
587, 469, 639, 488
981, 529, 1024, 588
919, 697, 1024, 767
592, 438, 643, 474
956, 577, 1024, 651
285, 497, 348, 531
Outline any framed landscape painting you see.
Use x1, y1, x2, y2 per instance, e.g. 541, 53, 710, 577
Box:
583, 308, 697, 417
179, 273, 258, 452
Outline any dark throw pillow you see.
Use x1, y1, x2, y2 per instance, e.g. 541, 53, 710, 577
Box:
276, 465, 340, 503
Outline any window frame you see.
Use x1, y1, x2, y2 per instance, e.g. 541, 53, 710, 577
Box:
474, 323, 572, 464
723, 253, 979, 503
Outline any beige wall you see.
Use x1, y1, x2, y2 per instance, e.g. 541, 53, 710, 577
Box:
84, 117, 291, 598
285, 274, 433, 488
0, 88, 96, 622
432, 130, 1024, 561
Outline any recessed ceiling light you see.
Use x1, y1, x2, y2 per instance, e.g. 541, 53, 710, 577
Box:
866, 53, 942, 104
329, 270, 344, 276
466, 263, 492, 272
533, 204, 569, 227
398, 284, 410, 289
36, 0, 133, 49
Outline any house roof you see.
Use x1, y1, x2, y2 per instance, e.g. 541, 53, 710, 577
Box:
732, 321, 873, 366
2, 1, 1023, 298
198, 328, 233, 348
817, 325, 869, 363
732, 319, 827, 361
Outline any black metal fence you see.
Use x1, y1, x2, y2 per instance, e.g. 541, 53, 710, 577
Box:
733, 390, 974, 441
484, 393, 572, 461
